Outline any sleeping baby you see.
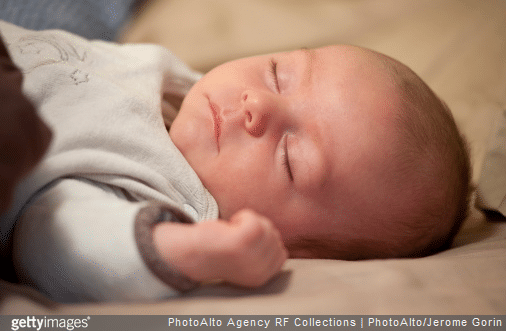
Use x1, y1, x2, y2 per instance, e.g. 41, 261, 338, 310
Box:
0, 20, 470, 302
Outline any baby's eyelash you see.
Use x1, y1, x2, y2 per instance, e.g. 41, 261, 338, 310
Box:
269, 59, 281, 93
283, 155, 294, 181
282, 137, 294, 181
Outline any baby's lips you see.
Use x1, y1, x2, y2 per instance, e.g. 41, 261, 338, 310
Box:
206, 95, 222, 151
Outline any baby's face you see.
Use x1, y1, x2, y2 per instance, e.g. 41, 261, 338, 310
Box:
170, 45, 403, 250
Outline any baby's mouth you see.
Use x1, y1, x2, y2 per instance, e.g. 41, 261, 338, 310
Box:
207, 96, 222, 151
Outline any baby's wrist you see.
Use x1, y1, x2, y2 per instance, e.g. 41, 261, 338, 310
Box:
153, 221, 217, 282
135, 204, 200, 292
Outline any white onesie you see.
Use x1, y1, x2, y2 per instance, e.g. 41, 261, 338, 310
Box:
0, 20, 219, 302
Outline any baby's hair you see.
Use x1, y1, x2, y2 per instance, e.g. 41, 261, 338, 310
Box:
385, 55, 472, 258
286, 49, 472, 260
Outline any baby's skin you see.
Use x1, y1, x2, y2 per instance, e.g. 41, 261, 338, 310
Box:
158, 45, 407, 287
154, 209, 287, 287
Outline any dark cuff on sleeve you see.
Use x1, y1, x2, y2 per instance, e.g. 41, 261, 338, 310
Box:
134, 203, 199, 292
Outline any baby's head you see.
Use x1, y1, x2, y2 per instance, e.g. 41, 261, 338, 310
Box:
169, 45, 471, 260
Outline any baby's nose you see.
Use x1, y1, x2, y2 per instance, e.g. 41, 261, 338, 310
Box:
241, 90, 272, 137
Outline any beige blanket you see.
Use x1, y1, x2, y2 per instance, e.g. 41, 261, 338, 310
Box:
1, 0, 505, 314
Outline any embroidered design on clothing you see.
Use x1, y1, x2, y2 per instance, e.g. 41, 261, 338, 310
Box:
70, 69, 89, 85
10, 33, 89, 84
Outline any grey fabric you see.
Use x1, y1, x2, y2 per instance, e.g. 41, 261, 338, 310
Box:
0, 20, 218, 301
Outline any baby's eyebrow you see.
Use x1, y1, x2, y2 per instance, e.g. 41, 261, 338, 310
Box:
296, 47, 314, 88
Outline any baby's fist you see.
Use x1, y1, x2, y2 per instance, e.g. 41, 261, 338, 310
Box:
222, 209, 288, 287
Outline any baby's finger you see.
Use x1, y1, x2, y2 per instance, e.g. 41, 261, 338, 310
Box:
228, 208, 255, 225
257, 226, 287, 267
233, 210, 272, 245
259, 242, 288, 285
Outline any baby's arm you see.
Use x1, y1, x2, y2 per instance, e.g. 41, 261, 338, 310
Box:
153, 209, 288, 288
14, 177, 287, 302
13, 178, 192, 302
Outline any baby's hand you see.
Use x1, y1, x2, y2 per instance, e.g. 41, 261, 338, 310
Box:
154, 209, 288, 288
206, 209, 288, 287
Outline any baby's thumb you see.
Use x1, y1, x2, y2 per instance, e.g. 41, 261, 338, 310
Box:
228, 209, 257, 227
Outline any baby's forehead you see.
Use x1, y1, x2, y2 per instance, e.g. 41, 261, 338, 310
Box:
313, 45, 392, 71
288, 51, 404, 172
311, 98, 404, 203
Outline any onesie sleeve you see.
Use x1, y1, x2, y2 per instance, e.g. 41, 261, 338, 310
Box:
134, 203, 199, 292
13, 177, 198, 302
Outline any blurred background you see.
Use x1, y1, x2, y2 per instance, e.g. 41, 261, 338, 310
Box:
117, 0, 503, 75
0, 0, 143, 41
